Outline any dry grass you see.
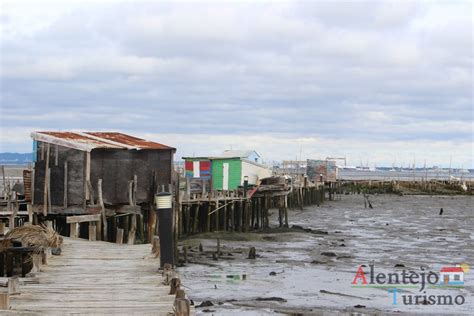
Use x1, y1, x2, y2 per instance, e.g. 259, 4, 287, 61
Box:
2, 224, 63, 254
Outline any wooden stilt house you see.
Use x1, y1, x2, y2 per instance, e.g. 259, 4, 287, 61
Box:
29, 131, 176, 242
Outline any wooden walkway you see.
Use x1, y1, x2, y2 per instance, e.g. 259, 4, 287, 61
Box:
8, 238, 178, 315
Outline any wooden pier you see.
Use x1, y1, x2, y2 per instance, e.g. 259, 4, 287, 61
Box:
176, 178, 325, 237
7, 238, 191, 315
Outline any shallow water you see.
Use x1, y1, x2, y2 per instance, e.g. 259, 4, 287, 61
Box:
179, 194, 474, 315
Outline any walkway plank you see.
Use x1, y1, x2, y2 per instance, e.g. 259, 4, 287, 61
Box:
8, 238, 178, 315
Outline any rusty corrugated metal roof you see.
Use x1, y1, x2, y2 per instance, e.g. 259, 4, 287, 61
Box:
32, 131, 175, 151
86, 132, 173, 150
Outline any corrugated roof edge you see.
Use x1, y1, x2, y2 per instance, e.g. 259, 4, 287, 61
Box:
31, 131, 176, 152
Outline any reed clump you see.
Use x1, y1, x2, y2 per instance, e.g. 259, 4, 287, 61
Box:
1, 224, 63, 254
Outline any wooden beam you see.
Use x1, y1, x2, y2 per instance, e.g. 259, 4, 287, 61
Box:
66, 214, 101, 224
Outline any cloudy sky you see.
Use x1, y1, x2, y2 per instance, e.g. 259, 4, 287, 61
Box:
0, 0, 472, 167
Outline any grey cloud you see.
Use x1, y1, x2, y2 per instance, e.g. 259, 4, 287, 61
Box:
0, 1, 472, 166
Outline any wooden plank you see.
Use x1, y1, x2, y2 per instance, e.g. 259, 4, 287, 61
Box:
66, 214, 101, 224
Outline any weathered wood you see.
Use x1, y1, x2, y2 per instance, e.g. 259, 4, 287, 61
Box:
174, 298, 190, 316
9, 238, 186, 314
85, 152, 91, 201
127, 214, 136, 245
26, 203, 33, 224
69, 223, 79, 238
169, 277, 180, 295
47, 168, 52, 215
98, 179, 107, 242
43, 144, 50, 216
54, 145, 59, 166
89, 223, 97, 241
152, 236, 160, 257
66, 214, 101, 224
133, 175, 137, 206
8, 277, 20, 295
116, 228, 124, 244
87, 180, 95, 205
0, 292, 9, 310
128, 180, 134, 206
63, 161, 68, 208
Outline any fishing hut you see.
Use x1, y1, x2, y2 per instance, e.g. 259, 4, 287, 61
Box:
28, 131, 176, 243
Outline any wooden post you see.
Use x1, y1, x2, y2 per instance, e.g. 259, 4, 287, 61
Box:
98, 179, 107, 241
89, 223, 97, 241
128, 180, 134, 206
133, 174, 138, 206
148, 208, 157, 243
96, 217, 102, 241
47, 168, 52, 214
116, 228, 124, 244
0, 293, 9, 310
87, 180, 95, 205
128, 214, 136, 245
0, 222, 4, 235
183, 246, 188, 263
214, 200, 219, 231
63, 161, 68, 208
32, 254, 42, 273
169, 277, 181, 295
174, 289, 190, 316
152, 236, 160, 257
8, 277, 20, 295
27, 204, 33, 223
31, 168, 35, 206
69, 222, 79, 238
43, 143, 50, 216
85, 152, 91, 201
